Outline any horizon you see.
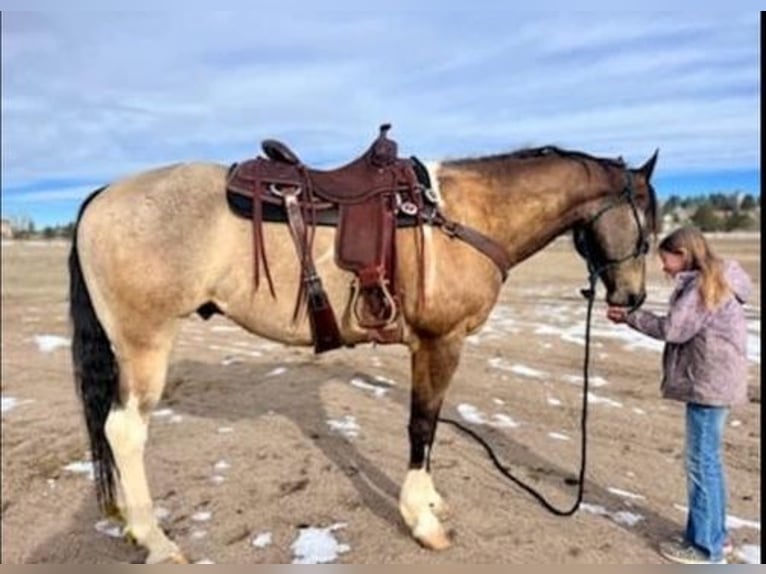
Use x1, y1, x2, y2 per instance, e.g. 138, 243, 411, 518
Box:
1, 10, 760, 228
1, 166, 761, 229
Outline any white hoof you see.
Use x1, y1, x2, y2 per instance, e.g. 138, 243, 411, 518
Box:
145, 548, 188, 564
399, 468, 451, 550
412, 511, 451, 550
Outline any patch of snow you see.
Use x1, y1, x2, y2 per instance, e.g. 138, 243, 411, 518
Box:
327, 415, 359, 438
94, 519, 123, 538
561, 374, 608, 387
252, 532, 272, 549
291, 523, 350, 564
490, 414, 519, 428
611, 511, 644, 527
2, 396, 33, 414
734, 544, 761, 564
33, 334, 70, 352
587, 392, 623, 408
349, 377, 388, 398
608, 487, 645, 500
548, 432, 571, 441
488, 358, 546, 379
457, 403, 486, 425
63, 461, 95, 480
581, 502, 644, 528
457, 404, 519, 429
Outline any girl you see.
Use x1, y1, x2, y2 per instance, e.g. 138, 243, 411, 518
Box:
606, 226, 752, 565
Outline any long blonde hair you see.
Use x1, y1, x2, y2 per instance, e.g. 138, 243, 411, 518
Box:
659, 226, 730, 310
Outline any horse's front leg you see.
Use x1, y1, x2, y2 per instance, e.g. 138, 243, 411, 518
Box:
399, 333, 462, 550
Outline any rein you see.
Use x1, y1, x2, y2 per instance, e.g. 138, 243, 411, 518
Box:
439, 171, 648, 517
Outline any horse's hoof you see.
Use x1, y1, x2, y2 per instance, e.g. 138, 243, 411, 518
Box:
167, 552, 189, 564
416, 527, 451, 550
145, 551, 189, 564
412, 514, 451, 550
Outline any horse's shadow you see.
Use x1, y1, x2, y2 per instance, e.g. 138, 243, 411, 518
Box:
162, 356, 682, 552
163, 355, 408, 533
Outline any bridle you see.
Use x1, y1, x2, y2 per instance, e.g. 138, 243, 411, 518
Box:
573, 170, 650, 284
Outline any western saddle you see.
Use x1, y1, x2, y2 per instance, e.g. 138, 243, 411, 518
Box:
225, 124, 512, 353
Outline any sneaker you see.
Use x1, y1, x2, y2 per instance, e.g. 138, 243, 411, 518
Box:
659, 540, 727, 564
672, 533, 734, 556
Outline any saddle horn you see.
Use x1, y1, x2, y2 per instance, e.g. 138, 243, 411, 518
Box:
370, 123, 397, 167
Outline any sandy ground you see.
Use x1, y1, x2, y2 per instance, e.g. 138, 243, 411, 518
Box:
1, 234, 760, 564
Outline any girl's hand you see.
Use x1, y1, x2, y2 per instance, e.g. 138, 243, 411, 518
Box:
606, 306, 629, 323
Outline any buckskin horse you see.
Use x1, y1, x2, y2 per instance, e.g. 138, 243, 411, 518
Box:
69, 125, 659, 563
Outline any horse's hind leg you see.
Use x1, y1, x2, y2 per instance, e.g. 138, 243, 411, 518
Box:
399, 333, 463, 550
105, 334, 187, 564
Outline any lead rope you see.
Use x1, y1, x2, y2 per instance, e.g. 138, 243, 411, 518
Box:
438, 270, 597, 515
436, 172, 648, 515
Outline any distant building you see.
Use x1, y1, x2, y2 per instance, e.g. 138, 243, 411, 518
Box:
1, 218, 13, 239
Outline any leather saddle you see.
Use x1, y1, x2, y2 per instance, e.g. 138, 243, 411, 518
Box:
225, 124, 428, 353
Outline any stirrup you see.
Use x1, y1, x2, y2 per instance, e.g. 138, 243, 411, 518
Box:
350, 277, 398, 328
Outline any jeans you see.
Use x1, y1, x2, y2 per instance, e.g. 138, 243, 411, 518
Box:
685, 402, 728, 561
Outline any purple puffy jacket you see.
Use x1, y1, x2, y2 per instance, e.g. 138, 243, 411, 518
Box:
626, 259, 752, 407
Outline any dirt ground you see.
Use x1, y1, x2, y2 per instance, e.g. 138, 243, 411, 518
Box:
1, 234, 760, 564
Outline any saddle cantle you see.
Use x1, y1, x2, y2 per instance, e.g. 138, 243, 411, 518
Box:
226, 124, 425, 353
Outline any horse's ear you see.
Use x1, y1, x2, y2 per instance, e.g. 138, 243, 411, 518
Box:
638, 149, 659, 180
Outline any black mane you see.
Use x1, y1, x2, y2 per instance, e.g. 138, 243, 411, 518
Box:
445, 145, 627, 170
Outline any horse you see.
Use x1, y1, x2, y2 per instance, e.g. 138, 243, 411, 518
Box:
68, 139, 659, 563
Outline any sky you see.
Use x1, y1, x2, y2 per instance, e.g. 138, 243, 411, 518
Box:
1, 9, 761, 227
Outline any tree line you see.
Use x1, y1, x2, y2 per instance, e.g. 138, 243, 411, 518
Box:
661, 192, 760, 232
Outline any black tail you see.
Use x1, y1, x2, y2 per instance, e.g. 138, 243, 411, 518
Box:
69, 186, 120, 512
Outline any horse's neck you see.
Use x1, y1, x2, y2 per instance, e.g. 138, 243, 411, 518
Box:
439, 160, 614, 267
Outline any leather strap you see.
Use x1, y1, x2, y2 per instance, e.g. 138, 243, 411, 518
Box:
282, 189, 343, 352
433, 214, 511, 282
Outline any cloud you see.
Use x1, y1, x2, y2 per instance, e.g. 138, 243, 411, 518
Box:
0, 10, 759, 225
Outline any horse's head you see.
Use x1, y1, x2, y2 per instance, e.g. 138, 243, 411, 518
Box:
573, 150, 660, 310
